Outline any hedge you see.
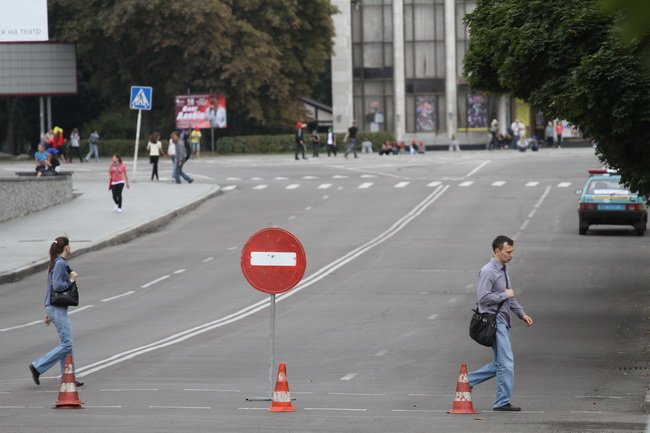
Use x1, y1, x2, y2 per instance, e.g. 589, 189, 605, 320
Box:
215, 131, 395, 154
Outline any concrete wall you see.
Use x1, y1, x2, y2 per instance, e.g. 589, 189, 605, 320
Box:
0, 173, 73, 223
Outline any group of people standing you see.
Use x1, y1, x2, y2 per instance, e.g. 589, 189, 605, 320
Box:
294, 121, 359, 160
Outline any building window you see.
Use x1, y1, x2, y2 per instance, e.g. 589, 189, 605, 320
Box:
352, 1, 394, 132
404, 0, 445, 133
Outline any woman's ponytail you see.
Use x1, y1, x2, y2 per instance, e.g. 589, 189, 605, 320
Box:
48, 236, 69, 273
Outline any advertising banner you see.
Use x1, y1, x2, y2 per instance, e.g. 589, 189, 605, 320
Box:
175, 94, 227, 129
0, 0, 49, 42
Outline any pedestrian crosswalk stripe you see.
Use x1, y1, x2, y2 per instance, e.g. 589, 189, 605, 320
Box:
274, 176, 288, 180
492, 181, 506, 186
394, 181, 410, 188
253, 184, 268, 190
358, 182, 373, 189
557, 182, 571, 188
222, 185, 237, 191
226, 177, 241, 181
332, 175, 348, 179
318, 184, 332, 189
427, 181, 442, 187
361, 174, 376, 178
303, 176, 318, 180
459, 181, 474, 187
525, 181, 539, 187
286, 184, 300, 189
251, 177, 263, 181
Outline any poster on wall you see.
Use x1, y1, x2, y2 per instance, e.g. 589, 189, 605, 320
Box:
416, 96, 437, 132
467, 95, 488, 129
175, 93, 227, 129
0, 0, 48, 42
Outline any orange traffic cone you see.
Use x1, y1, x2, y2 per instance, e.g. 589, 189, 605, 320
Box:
447, 363, 478, 414
54, 354, 83, 409
268, 363, 295, 412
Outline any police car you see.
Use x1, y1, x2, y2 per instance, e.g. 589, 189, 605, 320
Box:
577, 169, 647, 235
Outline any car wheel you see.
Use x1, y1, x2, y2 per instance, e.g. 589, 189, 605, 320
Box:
634, 220, 645, 236
579, 218, 589, 235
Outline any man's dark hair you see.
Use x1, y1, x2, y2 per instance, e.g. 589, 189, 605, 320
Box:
492, 235, 514, 252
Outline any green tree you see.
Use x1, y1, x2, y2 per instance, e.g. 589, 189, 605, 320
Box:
48, 0, 335, 136
464, 0, 650, 196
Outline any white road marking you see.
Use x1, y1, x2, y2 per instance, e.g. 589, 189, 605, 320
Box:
250, 177, 263, 181
427, 181, 442, 187
75, 186, 450, 378
361, 174, 376, 178
101, 291, 136, 303
525, 181, 539, 187
149, 406, 210, 410
274, 176, 288, 180
374, 350, 388, 357
101, 388, 159, 392
459, 181, 474, 187
328, 392, 385, 396
221, 185, 237, 191
322, 195, 329, 200
394, 181, 410, 188
341, 373, 357, 381
465, 160, 490, 178
575, 395, 623, 399
332, 175, 348, 179
304, 408, 367, 412
528, 209, 537, 219
85, 406, 123, 409
288, 216, 296, 220
226, 177, 241, 181
0, 406, 25, 409
337, 186, 344, 190
202, 257, 214, 263
238, 407, 268, 410
557, 182, 571, 188
520, 219, 530, 231
318, 183, 332, 189
428, 314, 439, 320
358, 182, 374, 189
253, 184, 268, 190
492, 181, 506, 186
447, 298, 457, 304
534, 185, 552, 208
285, 184, 300, 189
0, 320, 42, 332
173, 269, 186, 274
141, 275, 170, 289
305, 206, 312, 211
227, 246, 237, 251
392, 409, 447, 413
68, 305, 94, 315
184, 389, 241, 393
303, 175, 317, 180
465, 284, 473, 289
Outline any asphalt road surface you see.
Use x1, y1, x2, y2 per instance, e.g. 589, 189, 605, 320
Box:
1, 149, 648, 433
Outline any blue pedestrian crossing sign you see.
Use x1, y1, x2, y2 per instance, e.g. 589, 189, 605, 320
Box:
130, 86, 153, 110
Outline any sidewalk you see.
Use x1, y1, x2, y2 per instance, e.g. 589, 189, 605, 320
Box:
0, 160, 221, 284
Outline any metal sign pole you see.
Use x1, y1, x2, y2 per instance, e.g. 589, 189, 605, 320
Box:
268, 293, 276, 399
133, 109, 142, 179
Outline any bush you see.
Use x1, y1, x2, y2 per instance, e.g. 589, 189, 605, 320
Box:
215, 131, 395, 154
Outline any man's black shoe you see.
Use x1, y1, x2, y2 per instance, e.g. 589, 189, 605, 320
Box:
493, 403, 521, 411
75, 381, 84, 387
29, 364, 40, 385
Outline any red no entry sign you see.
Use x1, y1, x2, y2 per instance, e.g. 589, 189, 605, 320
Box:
240, 227, 307, 295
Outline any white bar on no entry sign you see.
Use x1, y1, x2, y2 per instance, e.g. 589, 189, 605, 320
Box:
250, 252, 296, 266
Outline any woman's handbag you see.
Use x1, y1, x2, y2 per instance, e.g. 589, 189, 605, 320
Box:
469, 301, 504, 347
50, 282, 79, 307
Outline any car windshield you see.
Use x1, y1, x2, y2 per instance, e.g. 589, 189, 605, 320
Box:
587, 179, 630, 195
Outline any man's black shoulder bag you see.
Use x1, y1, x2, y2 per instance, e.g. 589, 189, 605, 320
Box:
469, 300, 505, 347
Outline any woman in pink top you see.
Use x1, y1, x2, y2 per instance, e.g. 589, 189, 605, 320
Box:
108, 154, 129, 212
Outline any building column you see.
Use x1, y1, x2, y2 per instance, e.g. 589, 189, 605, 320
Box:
393, 0, 405, 144
331, 0, 354, 133
498, 95, 508, 135
444, 0, 457, 139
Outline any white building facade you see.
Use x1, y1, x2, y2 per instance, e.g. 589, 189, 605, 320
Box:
331, 0, 515, 146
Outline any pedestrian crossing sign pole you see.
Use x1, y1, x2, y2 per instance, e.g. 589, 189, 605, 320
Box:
129, 86, 153, 179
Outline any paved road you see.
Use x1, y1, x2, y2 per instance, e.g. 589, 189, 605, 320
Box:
1, 149, 648, 432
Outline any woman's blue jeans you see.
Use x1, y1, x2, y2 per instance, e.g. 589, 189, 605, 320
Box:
31, 305, 74, 375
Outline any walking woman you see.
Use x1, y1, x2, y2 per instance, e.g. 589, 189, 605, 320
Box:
167, 133, 177, 181
109, 154, 129, 212
69, 128, 83, 163
29, 236, 83, 387
146, 132, 165, 181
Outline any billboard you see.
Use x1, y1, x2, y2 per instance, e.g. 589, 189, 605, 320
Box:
0, 43, 77, 96
175, 93, 227, 129
0, 0, 49, 42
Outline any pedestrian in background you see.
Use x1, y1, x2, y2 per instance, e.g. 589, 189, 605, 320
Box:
467, 235, 534, 412
173, 131, 194, 184
449, 134, 461, 152
108, 154, 129, 212
190, 128, 202, 159
146, 132, 165, 181
555, 121, 564, 148
69, 128, 82, 163
85, 130, 100, 162
343, 120, 358, 159
326, 127, 337, 157
294, 122, 306, 160
167, 132, 177, 181
310, 128, 320, 157
29, 236, 83, 388
545, 121, 554, 148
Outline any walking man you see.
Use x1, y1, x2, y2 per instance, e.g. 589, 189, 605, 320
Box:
343, 120, 358, 159
468, 235, 534, 411
294, 122, 306, 160
84, 130, 100, 162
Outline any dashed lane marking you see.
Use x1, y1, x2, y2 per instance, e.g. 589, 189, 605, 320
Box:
221, 185, 237, 191
328, 392, 386, 396
557, 182, 571, 188
332, 175, 348, 179
274, 177, 288, 180
202, 257, 214, 263
361, 174, 377, 178
394, 181, 410, 188
184, 389, 241, 393
68, 305, 93, 315
101, 388, 159, 392
459, 181, 474, 187
492, 181, 506, 186
173, 269, 186, 274
141, 275, 170, 289
225, 177, 241, 181
318, 183, 332, 189
101, 291, 136, 303
286, 184, 300, 190
374, 350, 388, 357
250, 177, 263, 181
252, 184, 268, 190
358, 182, 373, 189
303, 175, 318, 180
304, 408, 367, 412
428, 314, 439, 320
341, 373, 357, 381
149, 406, 210, 410
427, 181, 442, 187
525, 181, 539, 187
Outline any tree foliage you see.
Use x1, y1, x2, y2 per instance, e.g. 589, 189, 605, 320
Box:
464, 0, 650, 196
47, 0, 335, 136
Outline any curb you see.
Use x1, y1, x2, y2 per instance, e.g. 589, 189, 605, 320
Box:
0, 186, 222, 285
